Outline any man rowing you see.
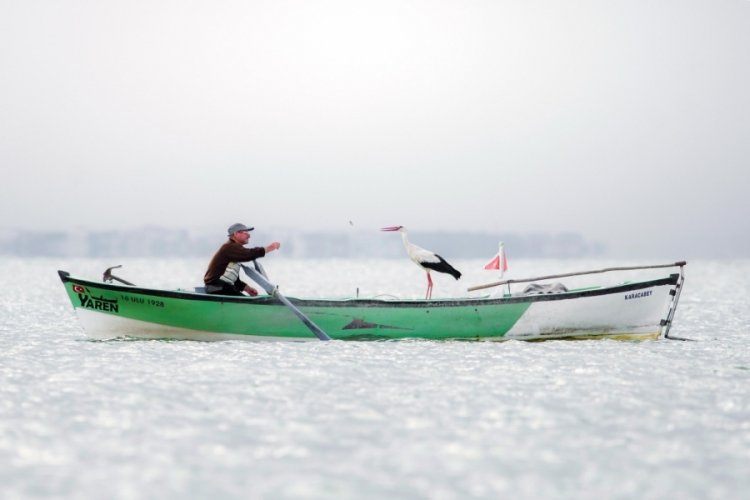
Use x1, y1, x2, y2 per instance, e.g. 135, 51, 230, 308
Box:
203, 223, 281, 296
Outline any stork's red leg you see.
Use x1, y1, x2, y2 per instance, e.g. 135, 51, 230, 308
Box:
426, 273, 433, 299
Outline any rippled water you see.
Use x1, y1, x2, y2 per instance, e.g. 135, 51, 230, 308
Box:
1, 257, 748, 499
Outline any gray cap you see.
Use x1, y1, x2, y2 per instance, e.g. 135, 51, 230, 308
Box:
227, 223, 255, 235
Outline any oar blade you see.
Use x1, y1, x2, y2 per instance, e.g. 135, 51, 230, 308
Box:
241, 264, 331, 341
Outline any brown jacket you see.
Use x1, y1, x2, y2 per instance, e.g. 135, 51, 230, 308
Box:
203, 240, 267, 286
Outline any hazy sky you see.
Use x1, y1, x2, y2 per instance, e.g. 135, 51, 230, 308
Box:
2, 0, 748, 258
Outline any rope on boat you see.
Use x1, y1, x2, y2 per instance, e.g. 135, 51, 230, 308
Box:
467, 261, 687, 292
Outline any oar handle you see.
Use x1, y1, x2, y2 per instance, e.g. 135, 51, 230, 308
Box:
241, 264, 331, 341
254, 260, 269, 279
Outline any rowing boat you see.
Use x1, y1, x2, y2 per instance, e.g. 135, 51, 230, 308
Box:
57, 261, 686, 341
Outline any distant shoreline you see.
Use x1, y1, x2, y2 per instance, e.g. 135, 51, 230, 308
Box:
0, 227, 605, 259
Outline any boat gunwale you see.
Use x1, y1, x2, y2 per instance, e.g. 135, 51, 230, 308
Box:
57, 270, 679, 308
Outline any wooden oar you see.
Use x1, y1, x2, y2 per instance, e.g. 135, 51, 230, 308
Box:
241, 263, 331, 341
468, 261, 687, 292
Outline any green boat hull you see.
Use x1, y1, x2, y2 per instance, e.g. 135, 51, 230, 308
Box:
58, 270, 682, 341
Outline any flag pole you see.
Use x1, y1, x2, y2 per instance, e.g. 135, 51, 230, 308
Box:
498, 241, 505, 280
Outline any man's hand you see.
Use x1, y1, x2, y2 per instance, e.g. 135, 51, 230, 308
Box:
244, 285, 259, 296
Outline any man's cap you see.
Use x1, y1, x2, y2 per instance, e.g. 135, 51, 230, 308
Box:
227, 223, 255, 235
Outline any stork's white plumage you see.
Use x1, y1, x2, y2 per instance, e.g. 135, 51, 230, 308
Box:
381, 225, 462, 299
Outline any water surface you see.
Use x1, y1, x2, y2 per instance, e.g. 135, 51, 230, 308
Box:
1, 258, 748, 499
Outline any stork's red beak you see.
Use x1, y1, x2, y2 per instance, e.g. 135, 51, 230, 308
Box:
381, 226, 402, 232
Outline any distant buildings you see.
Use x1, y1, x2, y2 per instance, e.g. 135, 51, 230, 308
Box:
0, 227, 605, 258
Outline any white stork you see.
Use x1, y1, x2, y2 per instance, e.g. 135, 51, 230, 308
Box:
381, 225, 462, 299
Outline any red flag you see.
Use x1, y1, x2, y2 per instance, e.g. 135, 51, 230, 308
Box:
484, 255, 500, 270
484, 243, 508, 273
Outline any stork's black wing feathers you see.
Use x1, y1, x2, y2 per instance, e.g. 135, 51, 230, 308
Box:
421, 254, 462, 280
